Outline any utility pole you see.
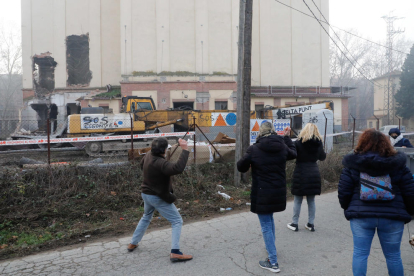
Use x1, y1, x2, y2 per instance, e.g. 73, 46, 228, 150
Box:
235, 0, 253, 186
382, 13, 404, 125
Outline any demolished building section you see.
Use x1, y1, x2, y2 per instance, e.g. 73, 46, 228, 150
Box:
66, 34, 92, 86
32, 52, 57, 97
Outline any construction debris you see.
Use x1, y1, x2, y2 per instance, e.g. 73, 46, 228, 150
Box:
19, 157, 46, 166
218, 191, 231, 200
128, 147, 151, 162
213, 132, 236, 144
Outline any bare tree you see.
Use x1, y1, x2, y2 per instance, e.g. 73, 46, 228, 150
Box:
0, 23, 22, 138
329, 29, 413, 125
329, 29, 374, 86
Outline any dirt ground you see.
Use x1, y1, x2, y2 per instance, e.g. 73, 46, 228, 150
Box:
0, 152, 343, 261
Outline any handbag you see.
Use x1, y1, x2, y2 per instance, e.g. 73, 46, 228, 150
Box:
359, 172, 395, 201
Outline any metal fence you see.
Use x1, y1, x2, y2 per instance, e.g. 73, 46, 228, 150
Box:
1, 117, 413, 168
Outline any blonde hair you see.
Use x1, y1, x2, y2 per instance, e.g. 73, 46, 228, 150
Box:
298, 123, 322, 143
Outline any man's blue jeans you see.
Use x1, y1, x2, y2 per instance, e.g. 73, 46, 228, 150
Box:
258, 213, 277, 265
131, 193, 183, 250
350, 218, 404, 276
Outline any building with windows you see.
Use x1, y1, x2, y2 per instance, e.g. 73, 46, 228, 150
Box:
21, 0, 349, 131
367, 71, 401, 129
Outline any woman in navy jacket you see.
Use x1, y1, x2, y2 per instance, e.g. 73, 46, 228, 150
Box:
389, 128, 413, 148
338, 129, 414, 276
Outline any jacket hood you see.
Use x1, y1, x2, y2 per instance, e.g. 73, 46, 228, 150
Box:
255, 134, 286, 153
389, 128, 401, 136
298, 138, 322, 153
342, 151, 407, 176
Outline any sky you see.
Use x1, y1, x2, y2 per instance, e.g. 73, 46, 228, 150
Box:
0, 0, 20, 29
0, 0, 413, 45
330, 0, 414, 42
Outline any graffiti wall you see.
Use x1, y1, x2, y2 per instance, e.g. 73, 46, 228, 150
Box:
250, 119, 291, 144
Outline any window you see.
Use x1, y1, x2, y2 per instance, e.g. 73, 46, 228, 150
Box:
133, 102, 153, 111
173, 102, 194, 110
255, 104, 264, 119
215, 101, 228, 110
255, 104, 264, 111
99, 105, 110, 113
369, 121, 373, 128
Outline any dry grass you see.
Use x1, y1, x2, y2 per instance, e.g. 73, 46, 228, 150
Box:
0, 151, 345, 260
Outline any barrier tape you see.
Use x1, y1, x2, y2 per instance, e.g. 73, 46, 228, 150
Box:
1, 130, 412, 147
0, 132, 195, 146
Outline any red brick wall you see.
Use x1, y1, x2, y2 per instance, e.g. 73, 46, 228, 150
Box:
196, 102, 210, 110
121, 82, 237, 110
22, 89, 35, 100
80, 99, 89, 108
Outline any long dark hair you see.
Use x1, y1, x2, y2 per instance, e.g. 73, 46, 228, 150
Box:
354, 129, 397, 157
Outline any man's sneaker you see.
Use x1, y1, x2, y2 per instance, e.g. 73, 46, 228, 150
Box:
170, 252, 193, 262
305, 223, 315, 232
259, 259, 280, 273
127, 243, 138, 252
287, 223, 298, 232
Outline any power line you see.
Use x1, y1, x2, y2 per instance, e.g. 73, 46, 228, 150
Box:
309, 0, 370, 78
301, 0, 383, 87
274, 0, 411, 56
332, 27, 410, 56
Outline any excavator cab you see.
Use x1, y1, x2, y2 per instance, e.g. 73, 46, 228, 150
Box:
122, 96, 156, 113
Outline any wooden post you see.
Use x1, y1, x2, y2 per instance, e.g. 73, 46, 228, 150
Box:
322, 112, 327, 152
193, 117, 196, 165
130, 115, 134, 151
235, 0, 253, 186
350, 114, 356, 149
47, 115, 51, 165
373, 114, 380, 130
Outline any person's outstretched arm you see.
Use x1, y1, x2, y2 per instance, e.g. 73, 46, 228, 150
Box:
403, 138, 413, 148
237, 146, 253, 173
282, 128, 297, 160
318, 143, 327, 161
160, 139, 190, 176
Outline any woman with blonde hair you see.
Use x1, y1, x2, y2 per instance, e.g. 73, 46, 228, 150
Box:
287, 123, 326, 232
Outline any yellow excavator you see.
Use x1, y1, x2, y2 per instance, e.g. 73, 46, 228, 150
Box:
66, 96, 333, 155
67, 96, 252, 155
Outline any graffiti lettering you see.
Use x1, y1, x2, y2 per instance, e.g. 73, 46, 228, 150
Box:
308, 116, 318, 123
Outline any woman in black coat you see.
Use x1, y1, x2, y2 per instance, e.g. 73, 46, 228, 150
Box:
287, 123, 326, 232
237, 121, 296, 273
338, 129, 414, 276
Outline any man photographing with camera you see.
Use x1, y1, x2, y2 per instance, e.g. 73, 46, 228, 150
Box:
127, 138, 193, 262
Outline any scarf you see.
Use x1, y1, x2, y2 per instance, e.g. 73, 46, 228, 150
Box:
390, 134, 404, 147
256, 131, 275, 140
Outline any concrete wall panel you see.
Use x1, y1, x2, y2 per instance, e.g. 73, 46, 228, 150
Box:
101, 0, 121, 85
208, 0, 232, 74
131, 0, 157, 73
170, 0, 195, 72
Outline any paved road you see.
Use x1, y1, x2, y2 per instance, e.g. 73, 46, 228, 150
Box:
1, 191, 414, 276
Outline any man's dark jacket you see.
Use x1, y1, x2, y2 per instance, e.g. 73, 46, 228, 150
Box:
140, 150, 189, 204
